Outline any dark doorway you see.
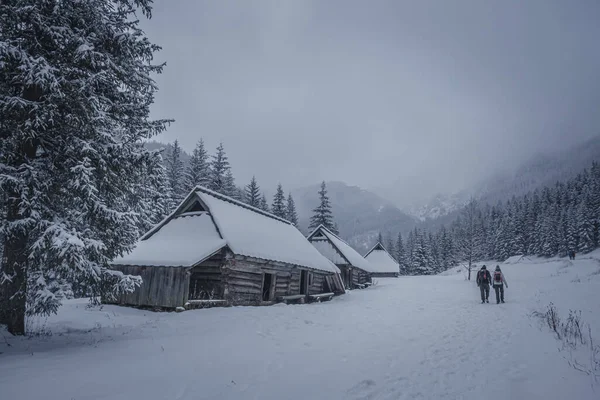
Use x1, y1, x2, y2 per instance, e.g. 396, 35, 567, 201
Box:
262, 273, 274, 301
323, 276, 331, 293
300, 270, 308, 295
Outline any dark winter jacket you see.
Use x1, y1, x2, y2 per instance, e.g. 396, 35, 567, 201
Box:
476, 270, 492, 286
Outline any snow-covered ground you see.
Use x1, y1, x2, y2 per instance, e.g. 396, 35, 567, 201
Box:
2, 255, 600, 400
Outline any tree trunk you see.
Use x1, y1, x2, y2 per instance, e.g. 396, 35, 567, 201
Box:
0, 200, 28, 335
467, 260, 472, 281
0, 85, 42, 335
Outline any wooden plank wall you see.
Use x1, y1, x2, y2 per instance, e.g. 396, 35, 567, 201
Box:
106, 265, 189, 308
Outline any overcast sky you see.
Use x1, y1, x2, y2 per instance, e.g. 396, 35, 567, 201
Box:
144, 0, 600, 206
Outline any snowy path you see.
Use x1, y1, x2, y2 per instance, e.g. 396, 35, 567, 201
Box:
1, 256, 599, 399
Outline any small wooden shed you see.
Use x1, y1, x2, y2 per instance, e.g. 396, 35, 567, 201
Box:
364, 242, 400, 277
107, 187, 345, 309
307, 225, 375, 289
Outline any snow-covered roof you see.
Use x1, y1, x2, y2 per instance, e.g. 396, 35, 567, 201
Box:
364, 243, 399, 274
114, 187, 339, 274
113, 212, 226, 267
307, 225, 375, 273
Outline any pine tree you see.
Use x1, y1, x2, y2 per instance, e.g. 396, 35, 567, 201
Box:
259, 193, 270, 212
271, 184, 287, 219
577, 199, 595, 253
165, 140, 185, 203
406, 229, 416, 273
385, 234, 396, 258
223, 170, 239, 199
395, 233, 407, 274
411, 230, 432, 275
0, 0, 169, 335
245, 176, 261, 208
183, 139, 210, 192
209, 143, 231, 195
428, 231, 440, 273
308, 181, 338, 234
133, 151, 173, 234
438, 226, 454, 271
557, 210, 568, 257
566, 205, 579, 255
287, 194, 299, 226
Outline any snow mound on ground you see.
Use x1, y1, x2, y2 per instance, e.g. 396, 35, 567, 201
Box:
503, 254, 527, 264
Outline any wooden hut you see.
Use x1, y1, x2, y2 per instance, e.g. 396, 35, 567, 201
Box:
307, 225, 375, 289
364, 242, 400, 277
107, 186, 345, 309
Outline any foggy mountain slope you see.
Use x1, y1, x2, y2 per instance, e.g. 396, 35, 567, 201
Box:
408, 135, 600, 221
292, 181, 418, 250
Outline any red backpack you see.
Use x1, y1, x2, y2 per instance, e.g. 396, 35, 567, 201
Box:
494, 271, 502, 283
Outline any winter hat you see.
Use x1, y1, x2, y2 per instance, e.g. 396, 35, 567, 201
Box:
495, 265, 501, 271
481, 265, 487, 270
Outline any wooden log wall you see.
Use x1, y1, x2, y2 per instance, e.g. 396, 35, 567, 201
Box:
221, 254, 334, 306
358, 270, 372, 285
309, 272, 326, 294
106, 253, 340, 310
105, 265, 189, 309
371, 272, 398, 278
188, 252, 225, 300
351, 268, 360, 287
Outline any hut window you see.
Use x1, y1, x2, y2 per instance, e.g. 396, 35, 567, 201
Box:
308, 272, 313, 286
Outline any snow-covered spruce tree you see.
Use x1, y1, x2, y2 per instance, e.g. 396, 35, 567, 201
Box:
385, 234, 396, 259
556, 210, 568, 257
223, 170, 239, 199
209, 143, 231, 195
309, 181, 337, 233
245, 176, 261, 208
183, 139, 210, 193
271, 184, 287, 219
286, 193, 299, 226
259, 193, 270, 212
428, 231, 440, 273
577, 198, 595, 253
0, 0, 170, 335
165, 140, 185, 203
566, 205, 579, 254
405, 229, 416, 273
130, 150, 173, 235
395, 233, 407, 274
411, 230, 432, 275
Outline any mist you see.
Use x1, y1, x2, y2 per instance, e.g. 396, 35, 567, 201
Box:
144, 0, 600, 207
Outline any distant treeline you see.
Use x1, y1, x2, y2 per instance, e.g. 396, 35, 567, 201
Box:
388, 162, 600, 275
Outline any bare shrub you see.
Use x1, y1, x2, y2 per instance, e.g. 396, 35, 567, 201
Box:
533, 303, 600, 385
546, 302, 561, 339
562, 310, 585, 349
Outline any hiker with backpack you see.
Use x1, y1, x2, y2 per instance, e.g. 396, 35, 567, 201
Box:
492, 265, 508, 304
476, 265, 492, 303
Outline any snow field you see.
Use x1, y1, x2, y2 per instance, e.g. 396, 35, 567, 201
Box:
1, 254, 599, 399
